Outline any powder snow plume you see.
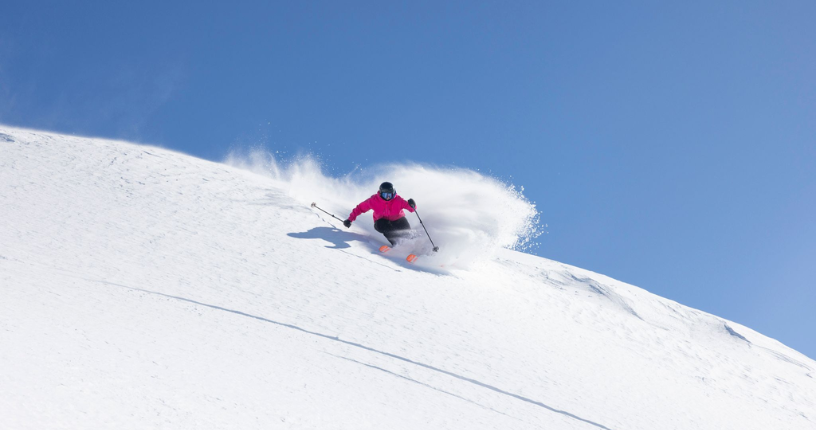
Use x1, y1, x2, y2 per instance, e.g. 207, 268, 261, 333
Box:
225, 148, 541, 268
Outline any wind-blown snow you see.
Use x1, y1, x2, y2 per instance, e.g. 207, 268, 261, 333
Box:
225, 148, 540, 268
1, 126, 814, 430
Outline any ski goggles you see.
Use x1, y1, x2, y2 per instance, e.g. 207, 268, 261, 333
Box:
380, 191, 395, 200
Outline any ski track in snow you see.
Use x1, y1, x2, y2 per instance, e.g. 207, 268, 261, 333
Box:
97, 279, 613, 430
1, 125, 815, 430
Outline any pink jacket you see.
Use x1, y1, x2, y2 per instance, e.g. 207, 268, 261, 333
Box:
348, 194, 415, 222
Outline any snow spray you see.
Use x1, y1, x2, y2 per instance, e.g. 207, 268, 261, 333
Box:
225, 148, 541, 268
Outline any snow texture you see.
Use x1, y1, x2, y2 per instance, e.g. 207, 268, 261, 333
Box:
1, 125, 814, 430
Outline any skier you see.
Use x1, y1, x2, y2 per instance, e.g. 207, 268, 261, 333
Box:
343, 182, 416, 246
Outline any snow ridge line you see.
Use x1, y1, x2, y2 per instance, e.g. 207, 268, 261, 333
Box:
326, 353, 522, 423
98, 279, 614, 430
724, 324, 750, 343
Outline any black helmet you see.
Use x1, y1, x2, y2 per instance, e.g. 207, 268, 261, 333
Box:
378, 182, 396, 200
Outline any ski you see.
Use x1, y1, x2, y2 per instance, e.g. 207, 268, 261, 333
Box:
380, 245, 419, 264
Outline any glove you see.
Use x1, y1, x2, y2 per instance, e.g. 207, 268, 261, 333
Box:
407, 198, 416, 209
343, 219, 352, 228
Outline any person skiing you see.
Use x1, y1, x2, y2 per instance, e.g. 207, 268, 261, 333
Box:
343, 182, 416, 246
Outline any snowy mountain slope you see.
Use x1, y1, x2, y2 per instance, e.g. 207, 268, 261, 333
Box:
1, 125, 814, 430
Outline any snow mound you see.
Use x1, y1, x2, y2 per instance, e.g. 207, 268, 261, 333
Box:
1, 125, 815, 430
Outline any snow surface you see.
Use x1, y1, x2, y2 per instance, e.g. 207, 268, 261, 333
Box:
1, 125, 814, 429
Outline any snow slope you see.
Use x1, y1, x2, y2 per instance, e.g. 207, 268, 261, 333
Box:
1, 126, 814, 430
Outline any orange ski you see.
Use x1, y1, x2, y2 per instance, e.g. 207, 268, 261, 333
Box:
379, 245, 391, 253
406, 254, 418, 263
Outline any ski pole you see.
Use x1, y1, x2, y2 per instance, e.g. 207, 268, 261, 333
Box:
413, 208, 439, 252
310, 202, 345, 223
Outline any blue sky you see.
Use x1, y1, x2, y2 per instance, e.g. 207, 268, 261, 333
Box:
2, 1, 814, 358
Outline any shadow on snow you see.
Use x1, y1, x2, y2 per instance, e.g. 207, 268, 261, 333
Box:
287, 226, 447, 275
287, 226, 368, 250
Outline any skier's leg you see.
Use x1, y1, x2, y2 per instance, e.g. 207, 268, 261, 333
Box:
392, 217, 411, 230
373, 218, 387, 233
374, 219, 398, 245
383, 217, 411, 245
374, 217, 413, 245
389, 217, 412, 243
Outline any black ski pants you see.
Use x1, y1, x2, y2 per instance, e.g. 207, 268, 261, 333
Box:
374, 217, 411, 246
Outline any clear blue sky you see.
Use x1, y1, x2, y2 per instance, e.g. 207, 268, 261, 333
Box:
2, 1, 814, 358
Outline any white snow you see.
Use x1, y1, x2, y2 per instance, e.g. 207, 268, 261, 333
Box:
1, 125, 814, 429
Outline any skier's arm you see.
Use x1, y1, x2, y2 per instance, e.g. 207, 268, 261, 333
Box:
400, 197, 416, 212
348, 198, 373, 222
